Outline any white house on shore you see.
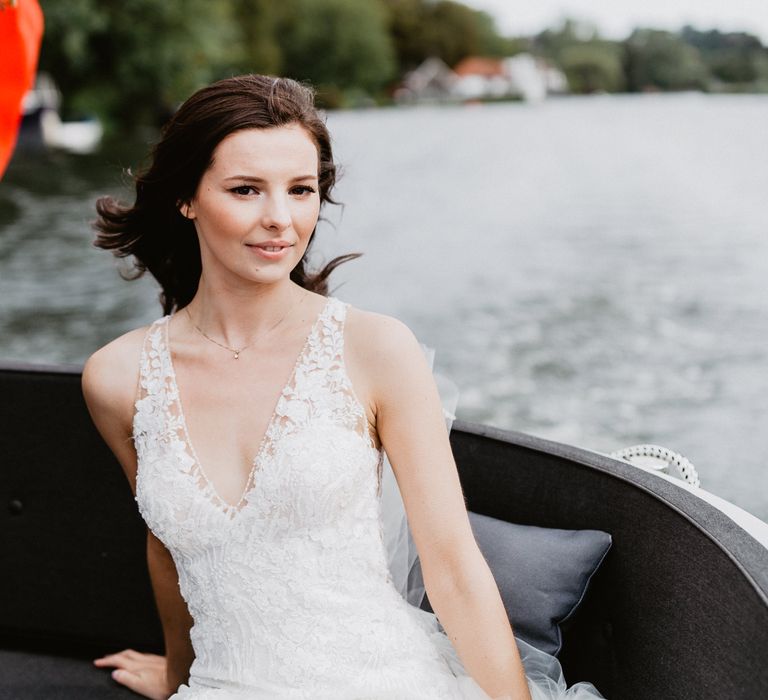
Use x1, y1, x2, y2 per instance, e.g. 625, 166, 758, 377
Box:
504, 54, 569, 102
393, 57, 458, 105
395, 53, 568, 105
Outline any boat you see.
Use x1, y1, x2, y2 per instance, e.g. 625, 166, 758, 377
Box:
19, 73, 103, 155
1, 360, 766, 698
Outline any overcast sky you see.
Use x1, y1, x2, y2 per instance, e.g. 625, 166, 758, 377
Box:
465, 0, 768, 43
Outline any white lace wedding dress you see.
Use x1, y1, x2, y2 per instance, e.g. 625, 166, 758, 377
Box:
132, 295, 605, 699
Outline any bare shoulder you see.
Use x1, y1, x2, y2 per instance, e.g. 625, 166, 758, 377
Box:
343, 305, 447, 464
343, 304, 436, 430
81, 323, 154, 436
344, 305, 425, 370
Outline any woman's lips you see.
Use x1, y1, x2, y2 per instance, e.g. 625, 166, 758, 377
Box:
246, 243, 292, 260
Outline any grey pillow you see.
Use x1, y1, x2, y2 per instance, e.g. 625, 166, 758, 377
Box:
469, 511, 611, 655
421, 511, 611, 656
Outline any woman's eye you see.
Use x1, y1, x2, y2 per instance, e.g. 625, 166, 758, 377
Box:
230, 185, 257, 196
291, 185, 317, 196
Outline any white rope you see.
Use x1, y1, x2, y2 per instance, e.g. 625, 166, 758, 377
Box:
610, 444, 700, 488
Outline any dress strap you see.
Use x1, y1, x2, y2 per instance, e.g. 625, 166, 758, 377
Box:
319, 297, 351, 379
319, 297, 382, 480
135, 315, 171, 405
132, 315, 172, 464
331, 298, 351, 344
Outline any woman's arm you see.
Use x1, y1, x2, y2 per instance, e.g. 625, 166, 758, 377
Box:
82, 339, 195, 698
350, 312, 532, 700
146, 531, 196, 689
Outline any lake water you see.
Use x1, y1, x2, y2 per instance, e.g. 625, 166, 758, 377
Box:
2, 93, 767, 520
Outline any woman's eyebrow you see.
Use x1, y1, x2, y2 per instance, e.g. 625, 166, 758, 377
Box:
223, 174, 318, 182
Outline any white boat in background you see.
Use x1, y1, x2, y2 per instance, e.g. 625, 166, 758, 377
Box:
20, 73, 103, 154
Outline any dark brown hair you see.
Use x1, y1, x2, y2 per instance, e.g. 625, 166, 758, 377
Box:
93, 74, 359, 314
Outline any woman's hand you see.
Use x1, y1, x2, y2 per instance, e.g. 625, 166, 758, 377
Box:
94, 649, 175, 699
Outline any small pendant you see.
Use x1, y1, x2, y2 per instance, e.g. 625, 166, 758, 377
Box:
233, 351, 240, 359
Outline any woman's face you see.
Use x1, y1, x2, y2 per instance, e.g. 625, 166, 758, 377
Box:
183, 124, 321, 287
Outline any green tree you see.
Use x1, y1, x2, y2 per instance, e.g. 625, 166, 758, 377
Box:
39, 0, 239, 129
421, 1, 495, 66
560, 43, 625, 93
531, 19, 624, 93
381, 0, 519, 73
623, 29, 710, 91
680, 26, 768, 87
533, 18, 601, 63
229, 0, 284, 76
380, 0, 431, 72
277, 0, 396, 102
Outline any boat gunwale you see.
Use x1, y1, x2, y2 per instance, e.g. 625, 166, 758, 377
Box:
451, 418, 768, 608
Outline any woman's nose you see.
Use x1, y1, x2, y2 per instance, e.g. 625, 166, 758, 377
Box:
261, 194, 291, 231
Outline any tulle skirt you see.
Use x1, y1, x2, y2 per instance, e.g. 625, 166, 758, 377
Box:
170, 603, 605, 700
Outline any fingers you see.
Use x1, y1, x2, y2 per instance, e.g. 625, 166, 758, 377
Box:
94, 649, 135, 668
110, 668, 147, 694
94, 649, 164, 668
92, 650, 169, 700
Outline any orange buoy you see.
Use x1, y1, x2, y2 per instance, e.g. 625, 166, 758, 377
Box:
0, 0, 44, 178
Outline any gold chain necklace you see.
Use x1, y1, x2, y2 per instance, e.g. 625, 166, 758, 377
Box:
184, 291, 307, 359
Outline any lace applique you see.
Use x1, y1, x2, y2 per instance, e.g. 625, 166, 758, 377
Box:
133, 297, 380, 524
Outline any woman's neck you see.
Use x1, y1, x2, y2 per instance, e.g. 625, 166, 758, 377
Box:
183, 277, 308, 349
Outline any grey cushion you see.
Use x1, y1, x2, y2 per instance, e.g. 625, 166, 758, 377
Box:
468, 511, 612, 656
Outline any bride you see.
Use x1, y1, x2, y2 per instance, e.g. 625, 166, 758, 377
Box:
81, 74, 604, 700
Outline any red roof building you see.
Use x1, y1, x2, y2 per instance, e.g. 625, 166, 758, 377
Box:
453, 56, 505, 79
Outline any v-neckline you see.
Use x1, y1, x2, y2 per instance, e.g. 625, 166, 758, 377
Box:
162, 296, 334, 516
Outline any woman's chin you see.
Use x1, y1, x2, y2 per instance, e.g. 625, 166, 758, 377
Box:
241, 264, 295, 287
